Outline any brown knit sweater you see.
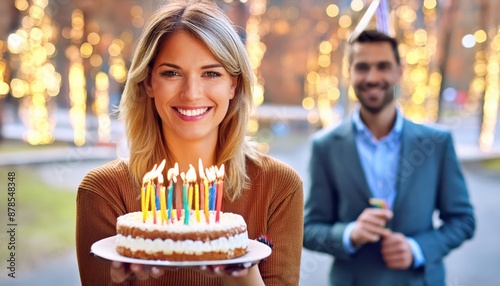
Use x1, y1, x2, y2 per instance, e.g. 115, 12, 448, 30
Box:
76, 154, 304, 286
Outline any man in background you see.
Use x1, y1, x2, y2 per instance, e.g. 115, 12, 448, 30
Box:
303, 29, 475, 286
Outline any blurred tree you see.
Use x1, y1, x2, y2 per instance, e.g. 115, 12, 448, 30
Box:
436, 0, 458, 121
0, 1, 17, 142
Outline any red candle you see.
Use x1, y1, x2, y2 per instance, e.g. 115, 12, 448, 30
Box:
215, 164, 224, 223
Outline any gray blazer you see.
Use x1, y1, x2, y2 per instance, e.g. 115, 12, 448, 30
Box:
303, 117, 475, 286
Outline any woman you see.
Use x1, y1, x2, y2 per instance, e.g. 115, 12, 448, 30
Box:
75, 1, 304, 285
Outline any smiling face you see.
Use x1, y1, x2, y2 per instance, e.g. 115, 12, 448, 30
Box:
349, 41, 402, 114
146, 30, 237, 145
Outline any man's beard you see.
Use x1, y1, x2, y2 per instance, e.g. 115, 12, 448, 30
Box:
355, 82, 394, 114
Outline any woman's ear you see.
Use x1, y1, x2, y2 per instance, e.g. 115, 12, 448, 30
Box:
145, 76, 154, 98
229, 76, 237, 100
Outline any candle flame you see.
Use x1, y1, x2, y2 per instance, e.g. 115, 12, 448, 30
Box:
153, 159, 166, 177
217, 164, 225, 179
186, 164, 197, 182
198, 158, 206, 179
205, 167, 216, 182
180, 172, 186, 183
158, 173, 164, 184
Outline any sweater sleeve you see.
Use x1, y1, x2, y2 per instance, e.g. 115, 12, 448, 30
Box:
259, 159, 304, 286
76, 162, 130, 286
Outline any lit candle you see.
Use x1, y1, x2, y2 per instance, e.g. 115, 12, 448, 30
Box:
149, 180, 156, 224
141, 172, 150, 222
175, 173, 182, 221
143, 164, 158, 222
187, 165, 196, 213
215, 164, 224, 223
151, 159, 166, 224
204, 178, 209, 222
155, 185, 160, 211
181, 172, 189, 225
187, 163, 200, 222
199, 159, 210, 223
158, 174, 167, 224
206, 167, 216, 211
167, 163, 178, 223
145, 180, 151, 220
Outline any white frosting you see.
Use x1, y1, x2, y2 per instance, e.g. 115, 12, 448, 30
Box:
116, 231, 249, 255
116, 210, 249, 256
116, 210, 247, 233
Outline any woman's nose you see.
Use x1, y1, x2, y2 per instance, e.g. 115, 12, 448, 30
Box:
179, 77, 202, 101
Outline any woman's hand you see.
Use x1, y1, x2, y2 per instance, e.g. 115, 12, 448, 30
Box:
196, 263, 252, 277
110, 261, 166, 283
110, 261, 262, 285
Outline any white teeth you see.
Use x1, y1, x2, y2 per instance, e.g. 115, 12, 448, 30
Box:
176, 107, 209, 117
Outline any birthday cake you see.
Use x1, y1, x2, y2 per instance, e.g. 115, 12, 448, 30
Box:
115, 160, 249, 261
115, 210, 248, 261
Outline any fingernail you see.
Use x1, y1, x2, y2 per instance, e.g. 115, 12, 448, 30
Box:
231, 271, 238, 277
243, 262, 252, 268
200, 265, 207, 271
151, 267, 159, 275
112, 261, 121, 269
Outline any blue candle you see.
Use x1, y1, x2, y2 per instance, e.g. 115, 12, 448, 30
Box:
167, 180, 173, 221
155, 185, 160, 211
209, 183, 216, 211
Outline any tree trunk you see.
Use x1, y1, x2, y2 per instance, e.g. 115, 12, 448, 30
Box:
436, 0, 459, 122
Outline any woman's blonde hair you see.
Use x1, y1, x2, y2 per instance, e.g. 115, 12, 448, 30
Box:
119, 0, 260, 200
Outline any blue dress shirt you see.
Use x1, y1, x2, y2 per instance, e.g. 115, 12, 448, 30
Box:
342, 107, 425, 268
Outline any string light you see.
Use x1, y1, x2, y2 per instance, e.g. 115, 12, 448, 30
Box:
245, 0, 267, 138
94, 72, 111, 143
68, 9, 87, 146
478, 28, 500, 150
8, 0, 60, 145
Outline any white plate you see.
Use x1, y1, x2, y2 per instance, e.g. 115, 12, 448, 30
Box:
91, 236, 272, 267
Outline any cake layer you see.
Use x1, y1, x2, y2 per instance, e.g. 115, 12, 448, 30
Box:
117, 245, 248, 261
116, 231, 248, 260
117, 211, 247, 239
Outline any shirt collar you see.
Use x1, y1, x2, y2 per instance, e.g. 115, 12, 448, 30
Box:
352, 105, 404, 138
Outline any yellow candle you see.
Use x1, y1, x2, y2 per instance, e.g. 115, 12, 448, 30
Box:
141, 184, 146, 222
204, 179, 209, 223
144, 180, 151, 222
188, 184, 193, 211
160, 185, 166, 223
195, 182, 200, 222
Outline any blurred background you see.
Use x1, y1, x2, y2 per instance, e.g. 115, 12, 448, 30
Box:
0, 0, 499, 285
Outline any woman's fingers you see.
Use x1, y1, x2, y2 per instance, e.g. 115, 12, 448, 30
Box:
131, 264, 151, 280
110, 261, 129, 283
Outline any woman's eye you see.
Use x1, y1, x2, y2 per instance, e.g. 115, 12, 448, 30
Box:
160, 70, 179, 77
204, 71, 221, 78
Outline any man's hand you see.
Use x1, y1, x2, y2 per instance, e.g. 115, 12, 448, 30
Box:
381, 232, 413, 270
350, 208, 393, 246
